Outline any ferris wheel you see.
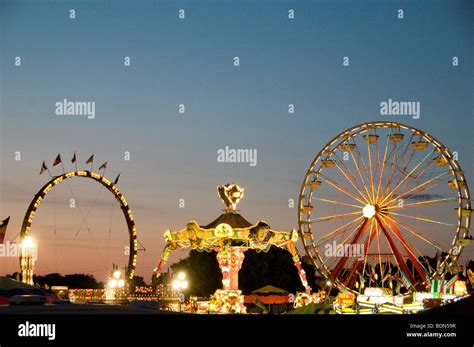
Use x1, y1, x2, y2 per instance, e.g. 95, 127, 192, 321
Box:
298, 121, 471, 294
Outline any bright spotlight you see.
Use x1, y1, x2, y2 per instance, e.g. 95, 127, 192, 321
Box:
22, 236, 35, 249
172, 280, 181, 290
108, 279, 118, 289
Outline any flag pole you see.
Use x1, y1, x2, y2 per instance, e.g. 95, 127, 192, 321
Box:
60, 156, 66, 175
52, 154, 63, 175
46, 167, 53, 179
85, 155, 94, 173
40, 161, 53, 178
113, 173, 121, 186
99, 162, 108, 176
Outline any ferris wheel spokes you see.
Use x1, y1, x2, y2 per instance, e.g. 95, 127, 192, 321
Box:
298, 121, 471, 294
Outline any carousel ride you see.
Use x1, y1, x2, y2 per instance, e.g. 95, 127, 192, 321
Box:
153, 183, 311, 313
298, 121, 472, 313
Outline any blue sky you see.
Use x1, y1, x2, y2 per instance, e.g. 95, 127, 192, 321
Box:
0, 0, 472, 280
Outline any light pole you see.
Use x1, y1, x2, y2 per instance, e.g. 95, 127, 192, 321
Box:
171, 272, 189, 311
20, 236, 37, 285
106, 264, 125, 302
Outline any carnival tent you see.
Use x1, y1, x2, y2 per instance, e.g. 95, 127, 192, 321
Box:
244, 285, 290, 305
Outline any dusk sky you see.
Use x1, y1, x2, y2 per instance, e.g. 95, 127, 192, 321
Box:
1, 0, 472, 281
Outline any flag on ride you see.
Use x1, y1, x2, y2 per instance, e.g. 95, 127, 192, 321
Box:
0, 216, 10, 244
113, 173, 121, 184
71, 151, 77, 163
98, 162, 108, 170
39, 161, 48, 175
86, 155, 94, 164
53, 154, 62, 166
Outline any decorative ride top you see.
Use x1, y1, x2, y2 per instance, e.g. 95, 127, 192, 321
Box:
218, 183, 244, 212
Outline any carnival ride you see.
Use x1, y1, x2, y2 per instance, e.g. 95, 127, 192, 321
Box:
298, 121, 472, 309
153, 183, 311, 313
17, 156, 138, 285
2, 120, 472, 314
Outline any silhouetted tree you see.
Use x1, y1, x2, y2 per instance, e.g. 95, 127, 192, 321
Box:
130, 275, 147, 291
171, 250, 222, 297
466, 260, 474, 271
240, 247, 308, 293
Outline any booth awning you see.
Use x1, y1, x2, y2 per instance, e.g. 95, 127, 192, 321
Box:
244, 285, 290, 305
